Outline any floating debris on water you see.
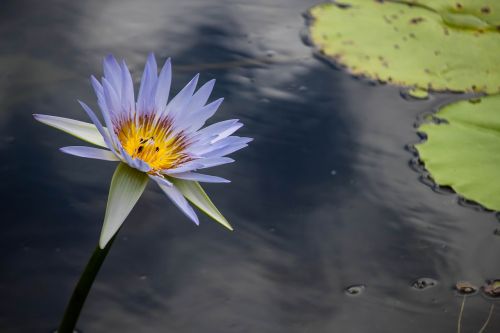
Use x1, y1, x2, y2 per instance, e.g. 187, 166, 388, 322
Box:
345, 284, 366, 296
455, 281, 478, 295
412, 278, 438, 290
483, 280, 500, 298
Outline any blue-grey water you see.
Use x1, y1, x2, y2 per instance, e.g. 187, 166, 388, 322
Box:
1, 0, 500, 332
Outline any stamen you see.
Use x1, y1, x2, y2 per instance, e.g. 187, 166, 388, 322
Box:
116, 115, 191, 171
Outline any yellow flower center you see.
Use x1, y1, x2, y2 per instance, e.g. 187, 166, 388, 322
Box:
116, 115, 191, 171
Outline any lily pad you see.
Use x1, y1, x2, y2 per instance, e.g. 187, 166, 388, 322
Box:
307, 0, 500, 93
416, 94, 500, 210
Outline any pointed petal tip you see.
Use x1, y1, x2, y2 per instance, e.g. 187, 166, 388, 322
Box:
104, 54, 117, 63
147, 52, 157, 65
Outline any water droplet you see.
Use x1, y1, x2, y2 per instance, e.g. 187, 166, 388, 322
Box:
412, 278, 437, 290
330, 170, 337, 176
345, 284, 365, 296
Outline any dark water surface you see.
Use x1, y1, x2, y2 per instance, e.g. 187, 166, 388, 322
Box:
1, 0, 500, 332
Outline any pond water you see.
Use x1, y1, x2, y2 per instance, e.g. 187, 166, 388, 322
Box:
1, 0, 500, 332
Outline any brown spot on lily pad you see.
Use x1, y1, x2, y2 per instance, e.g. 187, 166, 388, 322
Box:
481, 6, 491, 14
468, 98, 482, 104
410, 17, 424, 24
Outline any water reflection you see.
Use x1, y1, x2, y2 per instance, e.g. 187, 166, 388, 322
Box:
1, 0, 500, 332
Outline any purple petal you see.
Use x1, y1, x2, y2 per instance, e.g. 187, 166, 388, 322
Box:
102, 78, 121, 121
60, 146, 119, 161
170, 172, 230, 183
119, 147, 151, 172
163, 162, 205, 174
165, 73, 199, 121
154, 58, 172, 112
192, 119, 241, 143
189, 136, 252, 156
152, 177, 199, 225
137, 53, 158, 115
203, 142, 251, 158
149, 174, 173, 187
77, 100, 114, 150
183, 98, 223, 133
186, 79, 215, 112
103, 54, 122, 98
195, 157, 235, 168
120, 60, 135, 115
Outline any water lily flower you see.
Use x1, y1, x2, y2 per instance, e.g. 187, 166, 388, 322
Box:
34, 53, 251, 248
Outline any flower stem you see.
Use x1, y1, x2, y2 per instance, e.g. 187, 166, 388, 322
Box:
457, 296, 466, 333
57, 236, 116, 333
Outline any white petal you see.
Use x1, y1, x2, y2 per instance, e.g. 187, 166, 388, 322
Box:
99, 163, 149, 248
33, 114, 107, 148
152, 177, 199, 225
170, 178, 232, 230
60, 146, 119, 161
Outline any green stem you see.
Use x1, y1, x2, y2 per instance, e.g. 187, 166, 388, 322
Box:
57, 236, 116, 333
478, 304, 495, 333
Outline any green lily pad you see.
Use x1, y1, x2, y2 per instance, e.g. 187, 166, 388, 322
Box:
307, 0, 500, 93
416, 94, 500, 210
